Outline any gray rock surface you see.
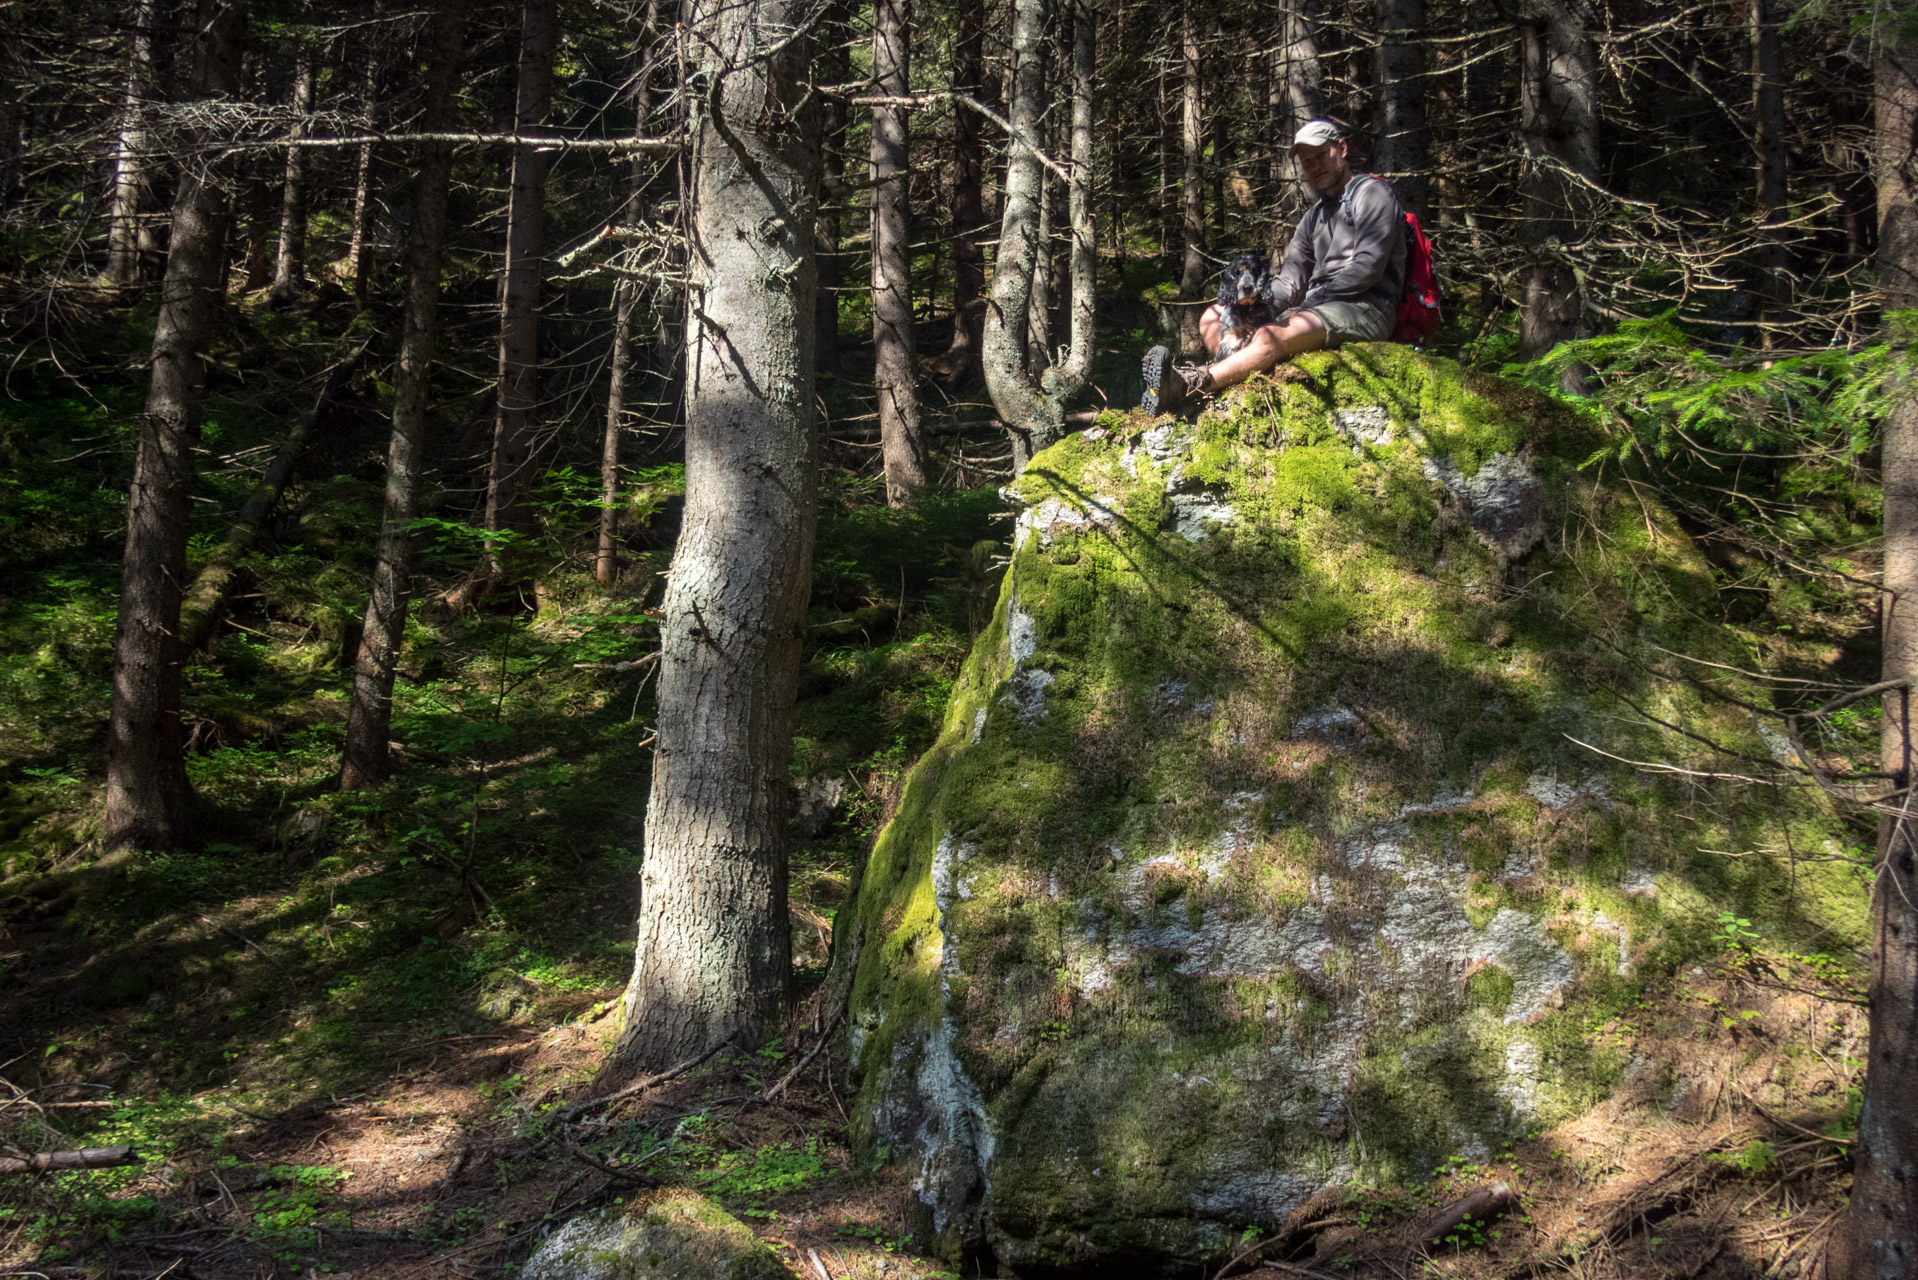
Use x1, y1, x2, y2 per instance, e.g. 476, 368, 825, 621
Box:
521, 1189, 792, 1280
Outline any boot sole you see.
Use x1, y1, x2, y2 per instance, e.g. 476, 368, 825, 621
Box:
1141, 345, 1176, 415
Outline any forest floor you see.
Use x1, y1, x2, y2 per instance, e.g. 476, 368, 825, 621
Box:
0, 294, 1878, 1279
0, 929, 1866, 1280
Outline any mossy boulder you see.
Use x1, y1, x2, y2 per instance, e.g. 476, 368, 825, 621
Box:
521, 1188, 792, 1280
832, 346, 1865, 1275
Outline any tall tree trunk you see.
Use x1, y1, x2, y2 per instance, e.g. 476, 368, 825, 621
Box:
1158, 54, 1173, 271
1843, 12, 1918, 1273
871, 0, 924, 505
814, 0, 850, 374
1177, 0, 1206, 357
944, 0, 987, 381
104, 0, 154, 285
984, 0, 1093, 472
613, 0, 823, 1071
1267, 3, 1322, 250
1375, 0, 1427, 219
1047, 0, 1096, 396
269, 48, 314, 308
983, 0, 1053, 469
1515, 0, 1597, 374
1751, 0, 1789, 338
345, 36, 382, 306
598, 23, 657, 587
1027, 148, 1052, 374
482, 0, 557, 572
243, 166, 275, 291
102, 3, 246, 853
341, 9, 463, 792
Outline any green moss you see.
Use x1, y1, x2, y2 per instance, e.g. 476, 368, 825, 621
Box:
833, 346, 1868, 1273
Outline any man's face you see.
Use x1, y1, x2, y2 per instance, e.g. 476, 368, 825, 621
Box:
1293, 140, 1350, 196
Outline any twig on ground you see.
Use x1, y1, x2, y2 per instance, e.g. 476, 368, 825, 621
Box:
558, 1037, 733, 1121
763, 1007, 845, 1103
1739, 1088, 1854, 1146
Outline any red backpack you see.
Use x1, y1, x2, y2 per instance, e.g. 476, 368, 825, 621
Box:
1346, 174, 1442, 347
1393, 208, 1441, 348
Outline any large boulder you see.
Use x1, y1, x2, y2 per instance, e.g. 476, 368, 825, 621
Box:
831, 346, 1861, 1275
521, 1188, 792, 1280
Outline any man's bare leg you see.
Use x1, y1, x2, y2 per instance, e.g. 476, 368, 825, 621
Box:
1204, 309, 1326, 391
1198, 303, 1224, 357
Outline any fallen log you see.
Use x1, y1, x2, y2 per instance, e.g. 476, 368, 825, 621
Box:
0, 1145, 140, 1176
1419, 1181, 1518, 1244
178, 339, 371, 651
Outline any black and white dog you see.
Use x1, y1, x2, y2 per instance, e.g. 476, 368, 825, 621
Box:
1214, 252, 1276, 359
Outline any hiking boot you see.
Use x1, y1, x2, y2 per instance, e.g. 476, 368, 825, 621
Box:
1140, 346, 1213, 416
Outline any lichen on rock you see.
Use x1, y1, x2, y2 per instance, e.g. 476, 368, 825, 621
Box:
829, 345, 1865, 1276
520, 1188, 791, 1280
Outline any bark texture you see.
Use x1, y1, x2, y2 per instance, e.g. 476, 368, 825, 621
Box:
1750, 0, 1789, 325
1375, 0, 1427, 219
346, 36, 383, 305
1844, 14, 1918, 1274
1266, 2, 1322, 243
871, 0, 924, 505
269, 49, 315, 309
103, 0, 154, 285
102, 4, 246, 853
982, 0, 1052, 469
984, 0, 1095, 473
598, 27, 660, 588
1177, 1, 1206, 357
1515, 0, 1597, 371
813, 0, 850, 374
1049, 0, 1097, 398
614, 0, 822, 1070
341, 10, 463, 791
483, 0, 557, 563
943, 0, 987, 382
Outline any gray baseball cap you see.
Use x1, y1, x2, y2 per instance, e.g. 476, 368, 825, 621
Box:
1291, 119, 1343, 150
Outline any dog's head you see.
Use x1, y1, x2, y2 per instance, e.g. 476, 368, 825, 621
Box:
1218, 252, 1270, 310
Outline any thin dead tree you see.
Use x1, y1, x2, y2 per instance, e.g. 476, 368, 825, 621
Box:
102, 3, 248, 852
613, 0, 823, 1070
340, 7, 464, 791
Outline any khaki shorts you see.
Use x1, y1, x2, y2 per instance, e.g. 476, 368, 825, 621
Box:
1300, 300, 1394, 348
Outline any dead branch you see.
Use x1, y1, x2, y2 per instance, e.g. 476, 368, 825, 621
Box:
0, 1145, 140, 1176
558, 1036, 733, 1121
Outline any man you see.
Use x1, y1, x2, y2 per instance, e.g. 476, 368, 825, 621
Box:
1142, 118, 1406, 414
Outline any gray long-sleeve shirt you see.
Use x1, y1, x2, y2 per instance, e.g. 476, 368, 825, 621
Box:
1272, 174, 1406, 316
